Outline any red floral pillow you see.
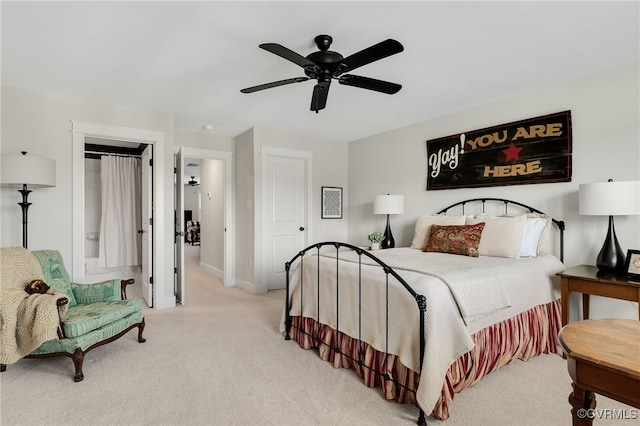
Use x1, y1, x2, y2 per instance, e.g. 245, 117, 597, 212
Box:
424, 222, 486, 257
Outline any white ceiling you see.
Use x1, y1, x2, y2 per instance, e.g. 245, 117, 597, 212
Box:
2, 1, 638, 143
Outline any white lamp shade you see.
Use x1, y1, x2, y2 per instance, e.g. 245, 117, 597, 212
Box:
579, 180, 640, 216
373, 194, 404, 215
1, 152, 56, 188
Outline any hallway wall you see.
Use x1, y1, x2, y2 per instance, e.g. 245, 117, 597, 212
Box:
200, 159, 224, 276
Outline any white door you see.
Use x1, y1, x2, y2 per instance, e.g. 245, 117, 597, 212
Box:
174, 148, 185, 305
262, 153, 308, 290
141, 145, 153, 307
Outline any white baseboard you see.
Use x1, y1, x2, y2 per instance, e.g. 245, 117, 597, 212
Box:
199, 262, 263, 295
234, 278, 262, 294
199, 261, 223, 279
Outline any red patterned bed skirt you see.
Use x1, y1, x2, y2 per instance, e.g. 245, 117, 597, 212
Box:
288, 298, 561, 420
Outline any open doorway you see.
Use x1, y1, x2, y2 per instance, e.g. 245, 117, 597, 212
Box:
174, 147, 234, 306
72, 121, 169, 309
183, 159, 201, 247
83, 139, 145, 288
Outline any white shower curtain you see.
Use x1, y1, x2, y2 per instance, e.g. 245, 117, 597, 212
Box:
98, 155, 141, 268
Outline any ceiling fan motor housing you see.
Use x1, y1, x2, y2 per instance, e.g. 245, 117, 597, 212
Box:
305, 51, 344, 78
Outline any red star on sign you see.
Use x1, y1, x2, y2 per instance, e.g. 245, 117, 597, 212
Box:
502, 142, 523, 161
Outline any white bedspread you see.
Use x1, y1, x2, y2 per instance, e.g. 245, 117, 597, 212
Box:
324, 248, 518, 325
281, 247, 564, 414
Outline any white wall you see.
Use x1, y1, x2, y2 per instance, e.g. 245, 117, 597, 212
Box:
199, 159, 224, 275
183, 184, 200, 221
234, 126, 349, 293
253, 127, 349, 244
1, 86, 176, 308
174, 129, 234, 152
233, 128, 255, 288
347, 63, 640, 321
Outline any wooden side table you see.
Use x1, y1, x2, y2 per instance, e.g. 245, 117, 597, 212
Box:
559, 319, 640, 426
557, 265, 640, 326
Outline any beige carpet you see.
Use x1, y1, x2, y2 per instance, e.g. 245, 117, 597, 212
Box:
0, 245, 633, 425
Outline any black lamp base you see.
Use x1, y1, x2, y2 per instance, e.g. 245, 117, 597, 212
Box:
596, 216, 625, 273
381, 214, 395, 249
18, 184, 32, 249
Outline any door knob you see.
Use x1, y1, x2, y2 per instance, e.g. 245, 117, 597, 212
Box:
299, 227, 305, 231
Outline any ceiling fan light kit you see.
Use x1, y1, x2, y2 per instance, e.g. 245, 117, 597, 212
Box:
241, 34, 404, 113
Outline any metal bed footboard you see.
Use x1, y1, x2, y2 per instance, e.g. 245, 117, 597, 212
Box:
284, 242, 428, 426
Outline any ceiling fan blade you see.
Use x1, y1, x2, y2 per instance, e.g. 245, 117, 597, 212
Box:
338, 74, 402, 94
259, 43, 318, 70
240, 77, 309, 94
310, 82, 330, 113
336, 39, 404, 75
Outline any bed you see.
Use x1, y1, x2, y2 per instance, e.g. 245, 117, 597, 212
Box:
281, 198, 565, 425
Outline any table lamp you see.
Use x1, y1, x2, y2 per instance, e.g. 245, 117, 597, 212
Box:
1, 151, 57, 248
373, 194, 404, 249
578, 179, 640, 273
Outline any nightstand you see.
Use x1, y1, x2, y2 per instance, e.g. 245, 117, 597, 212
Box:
557, 265, 640, 326
559, 319, 640, 425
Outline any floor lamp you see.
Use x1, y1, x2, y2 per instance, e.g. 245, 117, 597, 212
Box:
1, 151, 57, 248
579, 179, 640, 273
373, 194, 404, 249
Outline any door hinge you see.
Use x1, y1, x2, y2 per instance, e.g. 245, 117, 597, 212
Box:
149, 217, 153, 226
149, 276, 154, 284
174, 267, 178, 274
149, 158, 153, 167
174, 167, 177, 174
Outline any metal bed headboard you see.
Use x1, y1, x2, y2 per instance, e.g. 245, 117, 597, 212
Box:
435, 197, 565, 262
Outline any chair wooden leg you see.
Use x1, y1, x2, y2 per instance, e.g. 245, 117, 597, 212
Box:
138, 319, 147, 343
72, 348, 85, 382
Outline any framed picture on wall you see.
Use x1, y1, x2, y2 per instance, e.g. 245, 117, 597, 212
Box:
321, 186, 343, 219
624, 249, 640, 280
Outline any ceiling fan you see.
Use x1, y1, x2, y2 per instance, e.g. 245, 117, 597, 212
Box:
240, 34, 404, 113
188, 176, 199, 187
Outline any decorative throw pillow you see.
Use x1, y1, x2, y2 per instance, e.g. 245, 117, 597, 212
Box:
409, 215, 466, 249
424, 222, 486, 257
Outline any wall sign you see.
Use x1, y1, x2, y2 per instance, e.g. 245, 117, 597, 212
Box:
426, 111, 572, 190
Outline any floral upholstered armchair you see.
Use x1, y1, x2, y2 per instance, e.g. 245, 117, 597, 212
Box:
0, 247, 146, 382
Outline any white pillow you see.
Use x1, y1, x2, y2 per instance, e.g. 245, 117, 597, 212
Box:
465, 215, 526, 258
410, 215, 466, 249
531, 214, 553, 255
518, 217, 548, 258
505, 212, 554, 256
